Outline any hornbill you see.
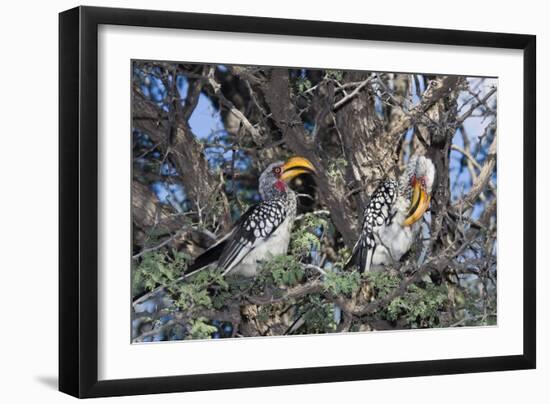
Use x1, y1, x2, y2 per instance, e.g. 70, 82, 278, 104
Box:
345, 155, 435, 273
186, 156, 316, 278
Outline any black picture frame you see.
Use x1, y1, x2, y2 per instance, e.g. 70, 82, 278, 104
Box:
59, 5, 536, 398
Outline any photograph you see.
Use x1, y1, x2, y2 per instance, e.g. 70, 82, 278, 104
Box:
131, 60, 497, 342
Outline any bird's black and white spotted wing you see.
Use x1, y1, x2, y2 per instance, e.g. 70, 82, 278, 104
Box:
217, 197, 288, 275
345, 180, 398, 273
185, 197, 288, 276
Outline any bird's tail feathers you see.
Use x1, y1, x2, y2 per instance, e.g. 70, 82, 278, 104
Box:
344, 240, 360, 271
184, 239, 227, 277
344, 239, 372, 274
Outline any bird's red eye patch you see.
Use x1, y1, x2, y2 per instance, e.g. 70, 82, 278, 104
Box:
274, 180, 286, 192
273, 166, 282, 176
410, 175, 417, 186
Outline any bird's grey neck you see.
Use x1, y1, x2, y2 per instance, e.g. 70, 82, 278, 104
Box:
261, 188, 287, 201
397, 171, 413, 203
286, 190, 298, 219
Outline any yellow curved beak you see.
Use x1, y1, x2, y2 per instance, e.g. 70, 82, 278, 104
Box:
280, 156, 316, 182
403, 181, 431, 226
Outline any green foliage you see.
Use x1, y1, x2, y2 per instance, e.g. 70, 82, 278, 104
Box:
291, 232, 320, 257
210, 287, 233, 310
385, 283, 448, 327
132, 250, 189, 297
366, 271, 449, 328
174, 268, 229, 311
257, 213, 328, 287
260, 255, 305, 287
323, 270, 361, 297
188, 317, 218, 340
299, 212, 328, 230
133, 248, 235, 313
256, 305, 271, 325
290, 213, 327, 258
365, 271, 401, 299
300, 295, 337, 333
326, 70, 344, 81
332, 247, 351, 270
295, 76, 312, 93
326, 158, 347, 181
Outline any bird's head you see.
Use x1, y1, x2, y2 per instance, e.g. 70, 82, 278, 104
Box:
258, 156, 316, 200
403, 155, 435, 226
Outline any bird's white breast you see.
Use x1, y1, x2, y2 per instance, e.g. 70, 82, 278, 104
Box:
371, 198, 421, 271
229, 216, 294, 277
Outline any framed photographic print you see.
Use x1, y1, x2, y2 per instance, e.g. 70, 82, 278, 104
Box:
59, 6, 536, 398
